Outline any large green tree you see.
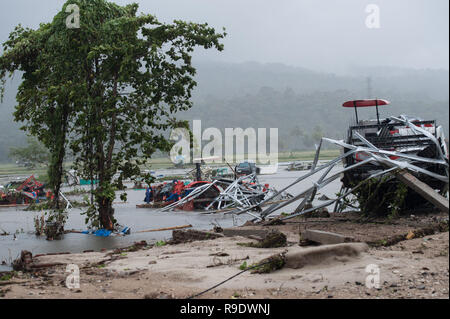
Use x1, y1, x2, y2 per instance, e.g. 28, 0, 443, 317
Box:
0, 0, 225, 229
0, 21, 77, 208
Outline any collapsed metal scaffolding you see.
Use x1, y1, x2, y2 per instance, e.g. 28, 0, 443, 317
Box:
158, 115, 448, 221
160, 173, 293, 219
223, 116, 449, 221
160, 180, 219, 212
206, 173, 267, 210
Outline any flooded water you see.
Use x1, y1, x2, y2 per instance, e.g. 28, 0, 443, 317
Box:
0, 166, 342, 271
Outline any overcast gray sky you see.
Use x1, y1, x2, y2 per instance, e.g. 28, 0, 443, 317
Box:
0, 0, 448, 73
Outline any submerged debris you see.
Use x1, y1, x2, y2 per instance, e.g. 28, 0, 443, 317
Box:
12, 250, 33, 272
32, 210, 68, 240
44, 221, 65, 240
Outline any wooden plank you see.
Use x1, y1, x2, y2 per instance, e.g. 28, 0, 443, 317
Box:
395, 170, 449, 212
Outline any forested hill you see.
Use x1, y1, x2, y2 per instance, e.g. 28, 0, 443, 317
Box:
193, 62, 449, 100
0, 61, 448, 161
0, 78, 26, 163
185, 62, 449, 151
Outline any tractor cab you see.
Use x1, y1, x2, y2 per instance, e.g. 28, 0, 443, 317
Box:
341, 99, 448, 190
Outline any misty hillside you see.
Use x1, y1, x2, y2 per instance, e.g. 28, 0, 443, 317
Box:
0, 79, 27, 164
0, 61, 448, 162
186, 62, 449, 151
192, 62, 449, 100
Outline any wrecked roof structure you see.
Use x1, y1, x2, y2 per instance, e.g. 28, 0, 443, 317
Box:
218, 100, 449, 221
159, 173, 293, 217
341, 100, 448, 190
151, 99, 448, 222
0, 175, 46, 206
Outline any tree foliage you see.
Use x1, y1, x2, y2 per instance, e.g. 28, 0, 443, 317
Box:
9, 137, 50, 168
0, 20, 74, 208
0, 0, 225, 229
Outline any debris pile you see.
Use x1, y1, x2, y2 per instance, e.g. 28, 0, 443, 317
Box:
139, 101, 447, 224
222, 109, 448, 221
158, 174, 292, 215
239, 230, 287, 248
12, 250, 33, 272
137, 172, 292, 215
170, 229, 224, 244
287, 161, 312, 171
147, 180, 221, 211
251, 252, 286, 274
0, 175, 48, 207
204, 173, 272, 211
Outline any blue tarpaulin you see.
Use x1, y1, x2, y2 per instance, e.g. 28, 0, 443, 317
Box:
81, 227, 130, 237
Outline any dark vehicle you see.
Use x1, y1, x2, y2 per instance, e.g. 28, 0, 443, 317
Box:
341, 99, 449, 193
235, 161, 260, 176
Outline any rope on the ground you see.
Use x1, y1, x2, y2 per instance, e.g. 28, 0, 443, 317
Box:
187, 261, 272, 299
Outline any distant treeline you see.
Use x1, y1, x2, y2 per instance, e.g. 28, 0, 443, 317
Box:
0, 61, 448, 162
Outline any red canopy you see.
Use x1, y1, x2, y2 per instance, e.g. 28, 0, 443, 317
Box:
342, 99, 390, 108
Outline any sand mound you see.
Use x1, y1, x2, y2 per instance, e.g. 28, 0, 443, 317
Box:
285, 243, 368, 269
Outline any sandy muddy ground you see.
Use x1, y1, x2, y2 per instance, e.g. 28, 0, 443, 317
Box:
1, 212, 448, 299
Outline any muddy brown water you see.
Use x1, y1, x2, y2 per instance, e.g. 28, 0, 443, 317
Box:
0, 167, 342, 271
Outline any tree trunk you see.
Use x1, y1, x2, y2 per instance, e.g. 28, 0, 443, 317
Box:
95, 127, 115, 230
50, 109, 68, 209
97, 75, 118, 231
98, 196, 114, 230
